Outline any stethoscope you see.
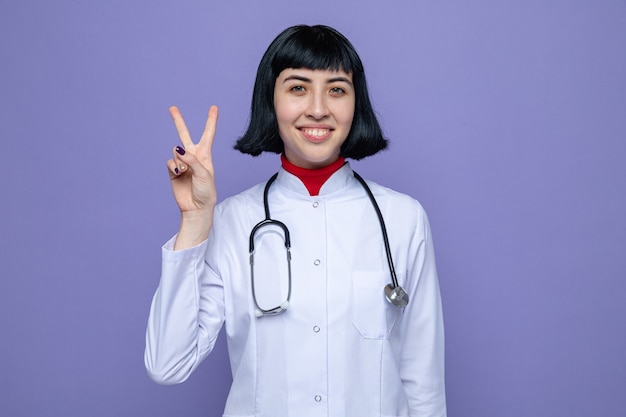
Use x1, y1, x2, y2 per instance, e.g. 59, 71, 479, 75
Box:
249, 170, 409, 318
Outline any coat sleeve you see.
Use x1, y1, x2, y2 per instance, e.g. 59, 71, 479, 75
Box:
144, 234, 225, 384
395, 204, 447, 417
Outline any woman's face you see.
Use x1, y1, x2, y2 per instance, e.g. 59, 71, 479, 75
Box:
274, 68, 355, 169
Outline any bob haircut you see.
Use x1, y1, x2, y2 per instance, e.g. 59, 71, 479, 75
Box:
234, 24, 387, 159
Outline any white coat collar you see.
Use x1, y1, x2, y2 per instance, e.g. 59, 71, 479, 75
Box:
274, 162, 355, 197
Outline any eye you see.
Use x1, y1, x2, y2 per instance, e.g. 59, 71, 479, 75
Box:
290, 85, 306, 93
330, 86, 346, 96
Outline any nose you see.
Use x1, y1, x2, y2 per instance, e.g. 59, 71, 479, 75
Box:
305, 92, 329, 120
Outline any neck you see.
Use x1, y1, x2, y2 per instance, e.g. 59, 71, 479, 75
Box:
280, 154, 346, 196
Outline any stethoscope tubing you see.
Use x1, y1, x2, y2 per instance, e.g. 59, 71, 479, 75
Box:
351, 172, 400, 291
249, 173, 293, 316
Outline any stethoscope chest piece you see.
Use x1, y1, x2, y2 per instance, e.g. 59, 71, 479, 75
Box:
384, 283, 409, 308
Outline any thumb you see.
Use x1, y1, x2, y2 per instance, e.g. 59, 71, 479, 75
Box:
173, 146, 210, 178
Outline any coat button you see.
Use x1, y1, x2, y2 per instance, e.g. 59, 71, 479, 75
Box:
313, 325, 320, 333
313, 259, 321, 266
314, 395, 322, 402
312, 201, 319, 208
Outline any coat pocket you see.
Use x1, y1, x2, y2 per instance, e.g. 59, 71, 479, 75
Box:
351, 271, 401, 340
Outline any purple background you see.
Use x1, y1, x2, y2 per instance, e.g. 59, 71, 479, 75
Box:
1, 1, 625, 416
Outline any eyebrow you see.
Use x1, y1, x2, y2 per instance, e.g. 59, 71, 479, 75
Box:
282, 74, 353, 86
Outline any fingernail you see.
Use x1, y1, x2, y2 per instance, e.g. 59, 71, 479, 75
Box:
176, 146, 185, 155
175, 167, 179, 174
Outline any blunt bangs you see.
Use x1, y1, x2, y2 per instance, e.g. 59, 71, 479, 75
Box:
270, 27, 361, 77
235, 25, 387, 159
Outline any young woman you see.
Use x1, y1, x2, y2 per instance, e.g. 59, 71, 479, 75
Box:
145, 25, 446, 417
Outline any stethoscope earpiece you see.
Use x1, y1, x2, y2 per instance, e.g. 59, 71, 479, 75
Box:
384, 284, 409, 308
255, 301, 290, 318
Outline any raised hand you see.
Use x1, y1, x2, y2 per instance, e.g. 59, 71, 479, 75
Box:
167, 106, 219, 249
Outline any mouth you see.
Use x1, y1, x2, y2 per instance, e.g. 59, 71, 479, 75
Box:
300, 127, 332, 142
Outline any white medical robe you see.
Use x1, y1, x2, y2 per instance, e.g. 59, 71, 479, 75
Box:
145, 163, 446, 417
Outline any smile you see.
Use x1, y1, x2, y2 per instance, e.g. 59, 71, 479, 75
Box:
300, 128, 332, 141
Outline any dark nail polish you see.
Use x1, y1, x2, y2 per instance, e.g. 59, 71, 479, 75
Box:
176, 146, 186, 155
175, 167, 179, 174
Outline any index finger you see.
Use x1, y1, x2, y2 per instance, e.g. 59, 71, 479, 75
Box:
169, 106, 195, 148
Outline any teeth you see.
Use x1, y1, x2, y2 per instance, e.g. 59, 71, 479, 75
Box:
303, 128, 329, 138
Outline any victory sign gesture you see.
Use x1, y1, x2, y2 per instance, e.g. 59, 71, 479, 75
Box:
167, 105, 219, 249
